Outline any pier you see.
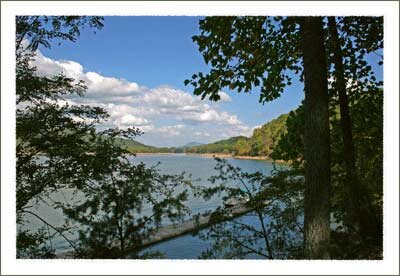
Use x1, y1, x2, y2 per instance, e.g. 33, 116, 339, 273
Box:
56, 201, 254, 258
142, 202, 253, 247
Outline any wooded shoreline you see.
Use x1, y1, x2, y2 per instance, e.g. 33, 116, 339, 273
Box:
133, 152, 288, 164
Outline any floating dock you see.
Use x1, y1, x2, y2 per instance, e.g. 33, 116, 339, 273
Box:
142, 202, 252, 247
56, 202, 255, 258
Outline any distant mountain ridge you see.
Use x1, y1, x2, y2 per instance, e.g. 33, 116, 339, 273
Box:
117, 112, 289, 157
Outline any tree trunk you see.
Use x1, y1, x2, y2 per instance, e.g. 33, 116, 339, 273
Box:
327, 16, 362, 232
327, 16, 380, 241
299, 17, 331, 259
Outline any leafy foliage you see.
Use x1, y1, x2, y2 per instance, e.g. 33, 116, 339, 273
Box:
17, 228, 56, 259
61, 161, 190, 258
187, 15, 383, 259
16, 41, 116, 257
185, 17, 302, 103
196, 86, 382, 259
196, 158, 304, 259
16, 16, 191, 259
16, 16, 104, 51
272, 90, 383, 258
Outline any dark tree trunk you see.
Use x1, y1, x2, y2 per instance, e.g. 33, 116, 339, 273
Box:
327, 16, 380, 241
327, 16, 361, 232
118, 223, 125, 256
299, 17, 331, 259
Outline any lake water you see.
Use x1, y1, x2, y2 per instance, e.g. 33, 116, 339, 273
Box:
22, 154, 279, 259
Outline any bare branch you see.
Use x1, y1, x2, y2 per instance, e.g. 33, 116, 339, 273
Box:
21, 210, 78, 252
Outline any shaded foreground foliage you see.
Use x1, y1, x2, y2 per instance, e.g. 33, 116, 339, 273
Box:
187, 16, 383, 259
195, 158, 304, 259
16, 16, 191, 259
195, 86, 382, 259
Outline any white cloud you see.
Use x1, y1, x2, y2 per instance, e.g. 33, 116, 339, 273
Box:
33, 51, 141, 99
33, 52, 84, 79
30, 51, 254, 146
86, 72, 140, 96
219, 91, 231, 102
119, 114, 149, 126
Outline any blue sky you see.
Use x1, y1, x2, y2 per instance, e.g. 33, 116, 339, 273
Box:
36, 16, 382, 147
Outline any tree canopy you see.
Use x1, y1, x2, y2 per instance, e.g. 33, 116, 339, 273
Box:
186, 16, 383, 259
16, 16, 191, 259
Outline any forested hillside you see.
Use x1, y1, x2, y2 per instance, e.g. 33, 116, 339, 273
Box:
185, 136, 249, 154
185, 113, 288, 157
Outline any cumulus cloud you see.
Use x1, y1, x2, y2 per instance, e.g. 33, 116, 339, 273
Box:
219, 91, 232, 102
30, 51, 253, 146
34, 53, 85, 82
34, 51, 141, 99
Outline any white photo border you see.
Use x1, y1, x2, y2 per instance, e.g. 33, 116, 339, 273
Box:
1, 1, 399, 275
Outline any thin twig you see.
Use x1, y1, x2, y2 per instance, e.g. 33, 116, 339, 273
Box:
22, 210, 78, 252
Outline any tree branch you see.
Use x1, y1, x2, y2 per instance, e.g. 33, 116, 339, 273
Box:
21, 210, 78, 252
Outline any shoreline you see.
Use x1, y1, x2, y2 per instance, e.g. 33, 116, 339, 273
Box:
197, 153, 288, 164
185, 153, 233, 158
131, 152, 288, 164
188, 153, 271, 160
134, 152, 178, 156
